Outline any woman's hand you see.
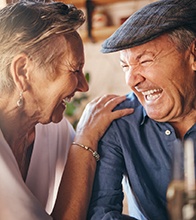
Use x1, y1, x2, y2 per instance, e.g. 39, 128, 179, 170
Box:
75, 94, 134, 147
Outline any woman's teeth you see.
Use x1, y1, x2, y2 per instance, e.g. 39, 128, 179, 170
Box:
62, 97, 71, 106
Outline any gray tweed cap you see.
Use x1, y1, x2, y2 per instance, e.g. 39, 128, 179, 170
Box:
101, 0, 196, 53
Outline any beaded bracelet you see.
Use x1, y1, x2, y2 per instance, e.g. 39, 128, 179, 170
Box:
72, 142, 100, 162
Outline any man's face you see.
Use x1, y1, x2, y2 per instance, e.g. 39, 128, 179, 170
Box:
120, 34, 196, 123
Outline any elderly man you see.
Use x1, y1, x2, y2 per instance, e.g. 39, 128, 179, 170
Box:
87, 0, 196, 219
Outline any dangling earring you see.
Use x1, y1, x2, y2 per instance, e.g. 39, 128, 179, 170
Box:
17, 91, 24, 107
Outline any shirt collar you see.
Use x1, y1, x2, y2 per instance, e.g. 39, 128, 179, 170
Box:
140, 107, 148, 125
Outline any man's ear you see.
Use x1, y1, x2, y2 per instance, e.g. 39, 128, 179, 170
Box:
10, 53, 30, 91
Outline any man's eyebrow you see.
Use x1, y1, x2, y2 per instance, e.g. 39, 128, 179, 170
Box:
119, 59, 126, 63
120, 50, 154, 63
135, 51, 154, 60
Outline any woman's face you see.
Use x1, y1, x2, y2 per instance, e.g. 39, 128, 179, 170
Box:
28, 32, 88, 124
120, 34, 196, 123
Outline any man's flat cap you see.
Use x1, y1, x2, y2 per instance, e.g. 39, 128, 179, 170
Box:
101, 0, 196, 53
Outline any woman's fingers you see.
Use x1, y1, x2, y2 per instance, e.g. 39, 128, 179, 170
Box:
111, 107, 134, 119
75, 94, 134, 146
90, 95, 134, 119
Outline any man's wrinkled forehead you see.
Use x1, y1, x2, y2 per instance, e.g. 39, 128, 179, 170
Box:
119, 34, 180, 66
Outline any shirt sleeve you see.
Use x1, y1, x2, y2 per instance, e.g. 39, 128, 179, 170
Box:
87, 125, 126, 220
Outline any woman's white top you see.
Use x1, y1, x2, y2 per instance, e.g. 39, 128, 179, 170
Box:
0, 117, 75, 219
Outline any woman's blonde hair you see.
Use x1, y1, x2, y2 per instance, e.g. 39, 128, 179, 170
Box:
0, 0, 85, 92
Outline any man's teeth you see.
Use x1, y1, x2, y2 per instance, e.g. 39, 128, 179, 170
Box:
142, 89, 162, 100
142, 89, 162, 96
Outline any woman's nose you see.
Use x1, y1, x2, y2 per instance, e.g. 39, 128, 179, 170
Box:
77, 73, 89, 92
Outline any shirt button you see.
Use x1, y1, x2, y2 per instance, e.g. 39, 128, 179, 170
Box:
165, 130, 171, 135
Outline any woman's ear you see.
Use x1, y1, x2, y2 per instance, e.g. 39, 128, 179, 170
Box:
190, 40, 196, 71
10, 53, 29, 91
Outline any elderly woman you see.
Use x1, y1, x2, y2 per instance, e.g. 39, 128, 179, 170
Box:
0, 1, 133, 219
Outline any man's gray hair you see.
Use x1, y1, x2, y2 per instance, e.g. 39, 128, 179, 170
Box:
168, 28, 196, 52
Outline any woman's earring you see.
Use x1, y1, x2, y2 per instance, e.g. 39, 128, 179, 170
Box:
17, 91, 24, 107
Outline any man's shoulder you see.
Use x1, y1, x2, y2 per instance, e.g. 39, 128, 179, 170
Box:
115, 92, 142, 110
110, 92, 144, 128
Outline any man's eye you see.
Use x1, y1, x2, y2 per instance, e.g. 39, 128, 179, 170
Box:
122, 65, 128, 68
140, 59, 153, 66
122, 67, 130, 73
121, 64, 129, 69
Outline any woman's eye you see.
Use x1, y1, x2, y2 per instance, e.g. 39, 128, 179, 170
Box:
72, 70, 79, 74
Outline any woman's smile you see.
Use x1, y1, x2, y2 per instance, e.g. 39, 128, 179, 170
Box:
62, 95, 73, 108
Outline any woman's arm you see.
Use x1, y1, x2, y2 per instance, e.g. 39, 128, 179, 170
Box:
52, 95, 134, 220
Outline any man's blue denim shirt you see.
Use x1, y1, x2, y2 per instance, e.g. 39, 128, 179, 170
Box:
88, 92, 196, 220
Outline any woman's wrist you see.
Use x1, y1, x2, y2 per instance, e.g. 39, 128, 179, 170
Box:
72, 142, 100, 162
74, 133, 99, 150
